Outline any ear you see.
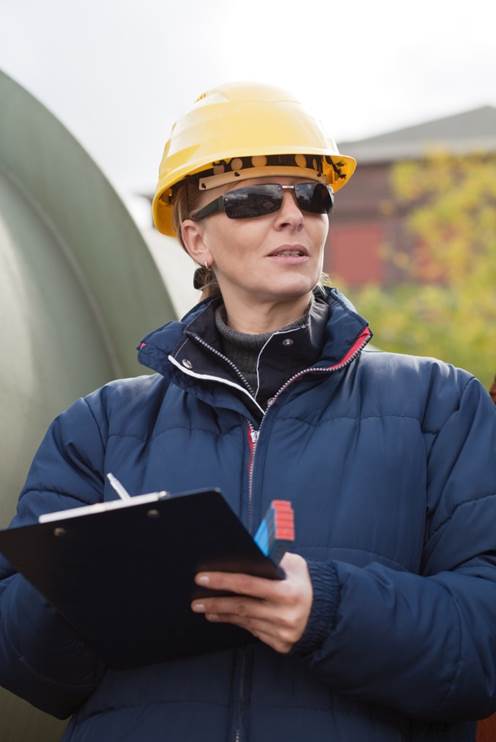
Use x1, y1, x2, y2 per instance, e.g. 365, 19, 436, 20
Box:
181, 219, 213, 267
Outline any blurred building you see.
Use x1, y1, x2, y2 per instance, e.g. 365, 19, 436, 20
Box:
330, 105, 496, 286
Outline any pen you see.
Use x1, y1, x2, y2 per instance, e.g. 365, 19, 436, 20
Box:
107, 473, 132, 500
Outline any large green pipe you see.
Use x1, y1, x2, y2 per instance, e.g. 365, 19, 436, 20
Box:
0, 69, 176, 740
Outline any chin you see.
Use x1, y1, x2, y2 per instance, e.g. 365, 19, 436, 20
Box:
272, 273, 317, 296
254, 275, 317, 303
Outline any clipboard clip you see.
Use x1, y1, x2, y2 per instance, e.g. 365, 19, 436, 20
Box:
38, 476, 171, 525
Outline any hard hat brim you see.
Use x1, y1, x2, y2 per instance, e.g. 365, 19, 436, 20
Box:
153, 149, 356, 237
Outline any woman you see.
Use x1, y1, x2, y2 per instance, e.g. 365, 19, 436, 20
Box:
0, 82, 495, 742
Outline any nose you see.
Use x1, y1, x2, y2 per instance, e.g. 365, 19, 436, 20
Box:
274, 189, 304, 231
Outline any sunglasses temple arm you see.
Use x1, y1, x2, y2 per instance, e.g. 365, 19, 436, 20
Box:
190, 196, 224, 221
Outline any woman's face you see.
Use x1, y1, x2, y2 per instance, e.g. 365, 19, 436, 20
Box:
181, 175, 329, 306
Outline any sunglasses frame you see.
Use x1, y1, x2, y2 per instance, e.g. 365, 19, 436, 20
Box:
189, 182, 334, 222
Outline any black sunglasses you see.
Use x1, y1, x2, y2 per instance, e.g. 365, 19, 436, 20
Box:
190, 182, 334, 221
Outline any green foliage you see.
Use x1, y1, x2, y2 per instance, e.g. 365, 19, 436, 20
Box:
346, 151, 496, 387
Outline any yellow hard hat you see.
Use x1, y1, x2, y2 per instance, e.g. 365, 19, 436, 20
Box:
152, 82, 357, 236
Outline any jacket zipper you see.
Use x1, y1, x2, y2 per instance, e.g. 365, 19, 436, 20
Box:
190, 333, 255, 394
234, 651, 246, 742
234, 326, 371, 742
232, 425, 258, 742
247, 425, 259, 532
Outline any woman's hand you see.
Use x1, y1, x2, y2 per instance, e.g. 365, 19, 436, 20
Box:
191, 553, 313, 654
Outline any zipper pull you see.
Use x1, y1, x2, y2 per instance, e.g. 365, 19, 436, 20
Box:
250, 428, 259, 444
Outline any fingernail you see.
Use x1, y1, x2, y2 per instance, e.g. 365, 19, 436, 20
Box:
206, 613, 218, 621
192, 603, 205, 613
196, 575, 210, 585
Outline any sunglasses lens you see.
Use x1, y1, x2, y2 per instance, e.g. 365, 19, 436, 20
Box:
221, 183, 332, 219
295, 183, 333, 214
224, 185, 282, 218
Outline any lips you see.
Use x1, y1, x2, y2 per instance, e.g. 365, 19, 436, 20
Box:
267, 245, 309, 257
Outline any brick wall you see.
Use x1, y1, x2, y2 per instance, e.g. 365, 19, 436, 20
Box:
325, 221, 385, 284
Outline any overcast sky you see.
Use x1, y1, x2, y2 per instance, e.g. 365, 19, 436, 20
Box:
1, 0, 495, 193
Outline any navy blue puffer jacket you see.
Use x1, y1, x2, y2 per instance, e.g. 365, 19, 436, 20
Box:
1, 288, 496, 742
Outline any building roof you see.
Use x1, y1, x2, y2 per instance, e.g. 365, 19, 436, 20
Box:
338, 105, 496, 163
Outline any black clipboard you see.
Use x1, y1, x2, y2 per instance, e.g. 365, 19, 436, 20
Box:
0, 488, 283, 668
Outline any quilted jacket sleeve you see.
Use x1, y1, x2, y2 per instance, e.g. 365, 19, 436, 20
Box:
293, 374, 496, 722
0, 396, 107, 718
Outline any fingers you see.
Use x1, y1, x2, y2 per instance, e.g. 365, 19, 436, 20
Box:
191, 596, 302, 646
195, 571, 282, 600
195, 553, 308, 600
191, 592, 299, 639
192, 596, 282, 622
195, 568, 303, 607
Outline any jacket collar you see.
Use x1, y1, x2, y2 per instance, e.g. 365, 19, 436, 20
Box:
137, 287, 371, 379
